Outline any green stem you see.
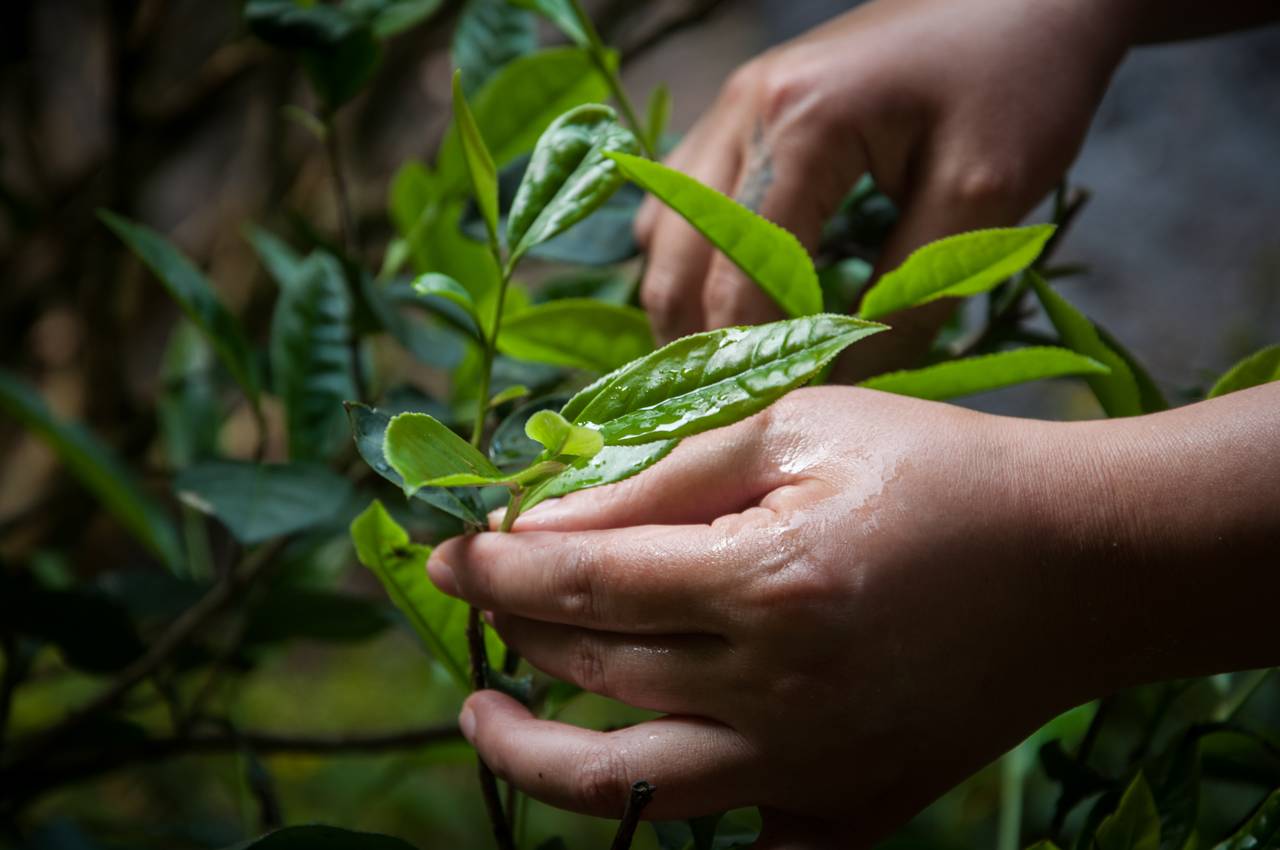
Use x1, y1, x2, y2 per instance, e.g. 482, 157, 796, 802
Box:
567, 0, 655, 158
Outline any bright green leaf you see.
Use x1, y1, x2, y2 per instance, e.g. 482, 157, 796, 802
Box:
1094, 772, 1161, 850
645, 83, 671, 153
858, 225, 1055, 320
174, 461, 353, 545
0, 371, 182, 572
488, 384, 529, 408
524, 409, 603, 457
384, 412, 502, 495
349, 500, 470, 689
1208, 344, 1280, 399
345, 403, 487, 524
100, 211, 260, 406
607, 152, 822, 318
453, 0, 535, 96
523, 440, 677, 512
859, 347, 1109, 401
411, 272, 482, 337
506, 104, 640, 263
436, 47, 611, 194
270, 252, 355, 460
497, 299, 653, 372
1029, 272, 1144, 417
567, 314, 886, 445
451, 70, 501, 246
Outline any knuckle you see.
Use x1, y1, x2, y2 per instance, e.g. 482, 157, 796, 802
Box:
940, 158, 1028, 209
551, 545, 603, 624
722, 60, 764, 106
571, 744, 633, 813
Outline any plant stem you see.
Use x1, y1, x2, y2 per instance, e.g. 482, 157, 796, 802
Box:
609, 781, 656, 850
566, 0, 655, 158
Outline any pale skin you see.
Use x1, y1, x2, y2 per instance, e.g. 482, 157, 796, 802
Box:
428, 0, 1280, 846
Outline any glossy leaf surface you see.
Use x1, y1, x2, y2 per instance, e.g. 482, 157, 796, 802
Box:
270, 252, 355, 460
174, 461, 353, 545
0, 371, 181, 571
346, 404, 486, 524
100, 211, 260, 405
1093, 772, 1161, 850
1029, 272, 1143, 417
607, 153, 823, 318
523, 440, 677, 512
451, 71, 500, 244
384, 412, 502, 494
524, 410, 602, 457
859, 347, 1108, 401
349, 500, 469, 688
498, 299, 653, 372
506, 105, 640, 262
567, 314, 885, 445
858, 225, 1055, 320
1207, 344, 1280, 399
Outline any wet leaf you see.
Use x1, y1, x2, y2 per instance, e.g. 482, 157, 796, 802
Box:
523, 440, 676, 512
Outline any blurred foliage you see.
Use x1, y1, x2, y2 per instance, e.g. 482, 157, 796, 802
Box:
0, 1, 1277, 850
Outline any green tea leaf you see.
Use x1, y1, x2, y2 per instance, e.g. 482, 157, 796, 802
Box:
1207, 344, 1280, 399
384, 412, 502, 495
568, 314, 885, 445
174, 461, 353, 545
301, 28, 382, 110
607, 152, 822, 318
645, 83, 671, 154
231, 821, 421, 850
270, 253, 355, 460
349, 500, 470, 688
1096, 324, 1169, 413
244, 586, 391, 645
858, 225, 1055, 320
100, 211, 260, 406
453, 0, 535, 96
246, 226, 305, 291
523, 440, 676, 511
498, 299, 653, 372
506, 105, 640, 263
0, 371, 182, 571
1215, 789, 1280, 850
1093, 772, 1161, 850
510, 0, 590, 47
244, 1, 362, 47
1029, 272, 1143, 417
524, 409, 602, 457
345, 403, 487, 524
437, 47, 611, 194
451, 70, 501, 246
1154, 734, 1201, 850
411, 272, 482, 337
488, 384, 529, 407
859, 347, 1108, 401
364, 0, 444, 38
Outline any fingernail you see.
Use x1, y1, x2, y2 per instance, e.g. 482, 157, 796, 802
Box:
427, 553, 457, 595
458, 707, 476, 742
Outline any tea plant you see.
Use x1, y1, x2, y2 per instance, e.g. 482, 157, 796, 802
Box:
1, 1, 1278, 849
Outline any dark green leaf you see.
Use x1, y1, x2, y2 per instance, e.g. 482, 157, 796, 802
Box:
858, 225, 1055, 320
510, 0, 591, 47
1029, 272, 1144, 417
607, 152, 822, 318
246, 225, 305, 291
1208, 344, 1280, 399
436, 47, 611, 194
360, 0, 444, 38
301, 28, 382, 110
0, 371, 182, 571
506, 104, 640, 263
565, 314, 886, 445
385, 412, 503, 492
345, 403, 487, 524
174, 461, 353, 545
100, 211, 260, 406
858, 347, 1109, 401
1216, 789, 1280, 850
271, 252, 355, 460
523, 440, 677, 511
0, 576, 145, 674
819, 257, 872, 314
451, 70, 501, 245
498, 299, 653, 372
244, 586, 391, 645
453, 0, 535, 97
349, 500, 468, 687
228, 824, 419, 850
158, 321, 221, 468
244, 1, 363, 47
1154, 734, 1201, 850
1093, 772, 1161, 850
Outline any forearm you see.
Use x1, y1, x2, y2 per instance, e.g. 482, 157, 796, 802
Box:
1029, 384, 1280, 700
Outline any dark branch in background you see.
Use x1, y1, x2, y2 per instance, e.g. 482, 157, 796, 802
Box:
0, 723, 462, 812
609, 781, 656, 850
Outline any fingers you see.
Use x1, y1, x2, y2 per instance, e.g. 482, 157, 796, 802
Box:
488, 613, 729, 714
428, 520, 766, 633
461, 690, 755, 819
508, 416, 780, 532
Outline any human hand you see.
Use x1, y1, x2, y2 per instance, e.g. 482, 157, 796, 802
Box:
427, 387, 1102, 846
638, 0, 1133, 371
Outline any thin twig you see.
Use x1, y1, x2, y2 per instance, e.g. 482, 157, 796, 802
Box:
466, 605, 516, 850
610, 781, 656, 850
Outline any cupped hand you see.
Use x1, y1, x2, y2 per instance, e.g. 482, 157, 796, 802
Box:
637, 0, 1132, 371
427, 387, 1100, 847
